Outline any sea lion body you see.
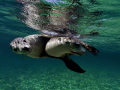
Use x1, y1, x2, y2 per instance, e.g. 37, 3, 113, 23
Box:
10, 34, 87, 73
10, 34, 86, 58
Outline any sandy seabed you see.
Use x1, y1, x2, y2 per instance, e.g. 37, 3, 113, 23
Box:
0, 66, 120, 90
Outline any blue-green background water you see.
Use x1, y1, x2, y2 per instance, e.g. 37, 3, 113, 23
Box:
0, 0, 120, 90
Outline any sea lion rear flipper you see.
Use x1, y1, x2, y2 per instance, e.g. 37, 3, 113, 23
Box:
59, 55, 86, 73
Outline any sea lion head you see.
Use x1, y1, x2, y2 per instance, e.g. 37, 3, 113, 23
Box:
10, 37, 32, 54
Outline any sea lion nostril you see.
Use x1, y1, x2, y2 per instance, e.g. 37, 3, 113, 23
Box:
22, 47, 29, 51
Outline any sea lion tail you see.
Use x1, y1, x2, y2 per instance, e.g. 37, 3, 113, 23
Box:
59, 55, 86, 73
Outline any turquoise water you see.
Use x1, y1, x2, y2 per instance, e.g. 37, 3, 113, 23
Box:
0, 0, 120, 90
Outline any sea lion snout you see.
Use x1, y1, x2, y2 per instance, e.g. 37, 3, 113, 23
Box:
10, 37, 32, 54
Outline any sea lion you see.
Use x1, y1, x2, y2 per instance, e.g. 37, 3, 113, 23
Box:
10, 34, 99, 73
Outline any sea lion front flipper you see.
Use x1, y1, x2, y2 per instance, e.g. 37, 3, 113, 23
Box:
59, 55, 86, 73
77, 40, 99, 55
